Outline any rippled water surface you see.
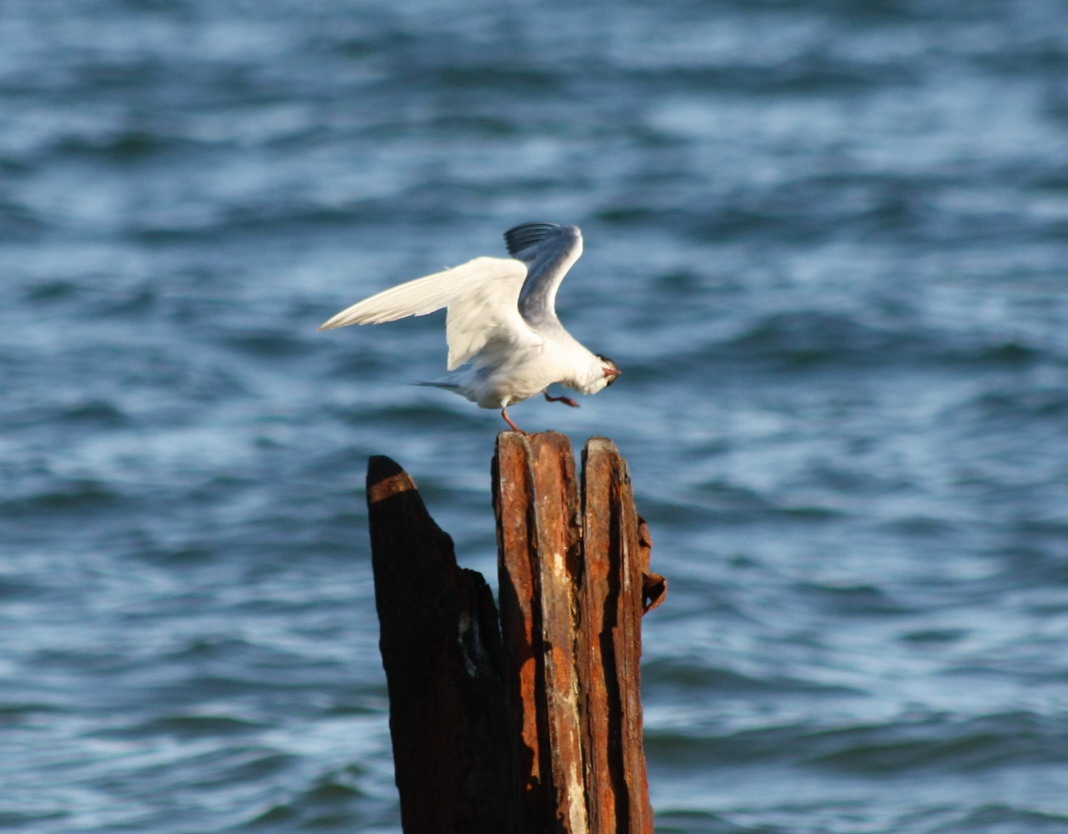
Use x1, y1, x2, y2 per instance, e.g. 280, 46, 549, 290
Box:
4, 1, 1068, 831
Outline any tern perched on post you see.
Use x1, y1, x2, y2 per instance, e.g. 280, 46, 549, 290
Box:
318, 222, 620, 433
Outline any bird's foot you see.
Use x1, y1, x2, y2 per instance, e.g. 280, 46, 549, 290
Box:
544, 392, 580, 408
501, 408, 529, 435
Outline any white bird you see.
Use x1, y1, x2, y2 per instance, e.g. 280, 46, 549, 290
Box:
318, 222, 620, 433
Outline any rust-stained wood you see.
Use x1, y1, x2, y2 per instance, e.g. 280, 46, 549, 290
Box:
494, 432, 663, 834
492, 432, 547, 825
494, 431, 589, 833
638, 518, 668, 614
366, 455, 515, 834
367, 434, 663, 834
581, 438, 655, 834
530, 433, 588, 834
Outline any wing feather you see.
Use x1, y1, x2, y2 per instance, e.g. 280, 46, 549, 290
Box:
318, 256, 537, 370
503, 223, 583, 330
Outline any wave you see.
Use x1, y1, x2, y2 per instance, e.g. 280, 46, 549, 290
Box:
647, 710, 1068, 775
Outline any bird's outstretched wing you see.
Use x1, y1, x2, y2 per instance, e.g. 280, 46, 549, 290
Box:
504, 222, 583, 330
318, 256, 536, 370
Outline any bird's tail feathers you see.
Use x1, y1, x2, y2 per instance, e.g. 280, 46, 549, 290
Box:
412, 379, 464, 392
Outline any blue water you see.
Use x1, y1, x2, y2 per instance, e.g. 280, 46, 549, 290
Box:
4, 1, 1068, 831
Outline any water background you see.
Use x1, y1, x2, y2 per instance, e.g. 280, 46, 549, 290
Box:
4, 1, 1068, 831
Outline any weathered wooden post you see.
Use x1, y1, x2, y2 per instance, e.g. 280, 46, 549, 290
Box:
365, 432, 666, 834
366, 455, 516, 833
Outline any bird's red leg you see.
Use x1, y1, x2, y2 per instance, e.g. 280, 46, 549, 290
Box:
501, 407, 528, 434
544, 391, 580, 408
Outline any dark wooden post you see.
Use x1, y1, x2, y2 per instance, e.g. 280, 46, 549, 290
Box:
366, 455, 517, 834
366, 433, 665, 834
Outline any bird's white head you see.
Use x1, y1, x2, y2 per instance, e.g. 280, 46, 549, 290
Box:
573, 353, 621, 395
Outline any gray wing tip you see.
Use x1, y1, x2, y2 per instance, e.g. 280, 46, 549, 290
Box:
504, 222, 578, 257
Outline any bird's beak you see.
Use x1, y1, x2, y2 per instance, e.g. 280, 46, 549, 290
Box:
604, 367, 621, 377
